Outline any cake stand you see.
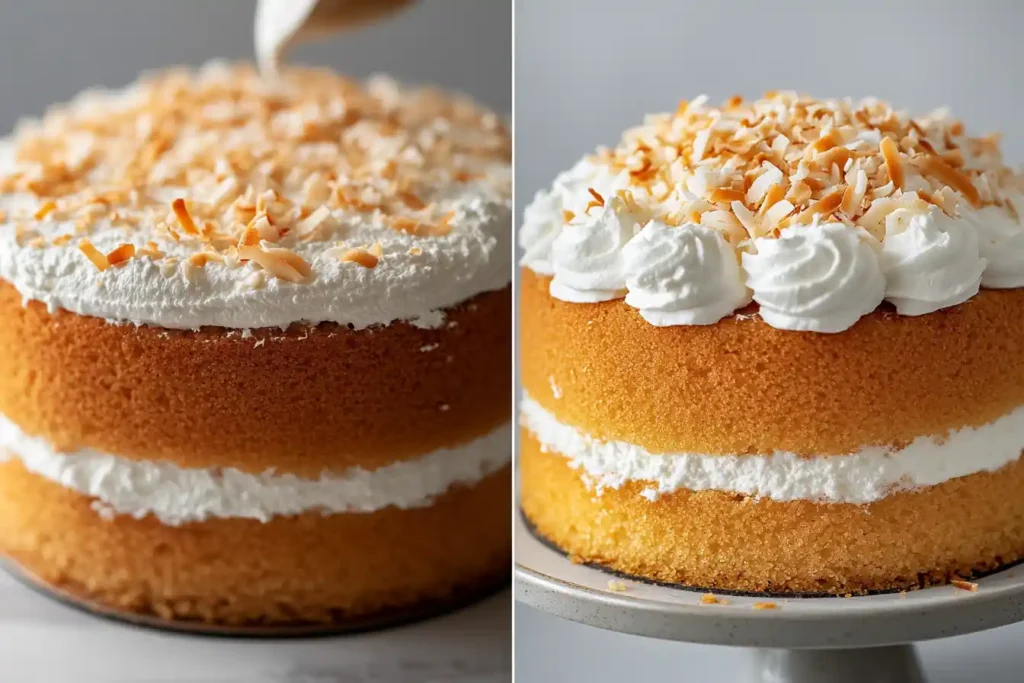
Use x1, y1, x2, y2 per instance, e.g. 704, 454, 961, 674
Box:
515, 513, 1024, 683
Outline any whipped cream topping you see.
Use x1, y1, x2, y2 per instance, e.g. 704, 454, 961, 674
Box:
0, 65, 511, 330
880, 206, 986, 315
520, 393, 1024, 504
520, 93, 1024, 333
623, 221, 751, 326
742, 221, 885, 332
0, 413, 510, 525
964, 195, 1024, 288
548, 195, 638, 303
519, 159, 628, 276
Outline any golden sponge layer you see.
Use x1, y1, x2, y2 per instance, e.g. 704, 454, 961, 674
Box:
520, 434, 1024, 595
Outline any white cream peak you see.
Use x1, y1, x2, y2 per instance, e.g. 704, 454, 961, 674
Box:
879, 206, 986, 316
622, 221, 751, 326
742, 221, 886, 333
548, 195, 639, 303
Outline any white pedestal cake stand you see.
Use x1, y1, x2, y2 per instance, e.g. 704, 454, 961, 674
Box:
515, 513, 1024, 683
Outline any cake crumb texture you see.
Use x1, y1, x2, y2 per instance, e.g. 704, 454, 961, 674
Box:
520, 434, 1024, 595
520, 269, 1024, 455
0, 459, 511, 624
0, 279, 510, 475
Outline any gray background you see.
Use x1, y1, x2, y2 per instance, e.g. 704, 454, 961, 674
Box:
0, 0, 511, 130
514, 0, 1024, 681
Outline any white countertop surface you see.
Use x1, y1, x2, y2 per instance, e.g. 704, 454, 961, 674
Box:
516, 603, 1024, 682
0, 571, 511, 683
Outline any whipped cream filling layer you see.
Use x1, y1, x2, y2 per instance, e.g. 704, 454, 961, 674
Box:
0, 413, 511, 525
520, 393, 1024, 504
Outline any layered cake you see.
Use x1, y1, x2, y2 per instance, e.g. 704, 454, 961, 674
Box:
519, 92, 1024, 595
0, 63, 512, 625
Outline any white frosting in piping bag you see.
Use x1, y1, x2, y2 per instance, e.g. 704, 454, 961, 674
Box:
742, 221, 885, 333
622, 221, 750, 326
520, 393, 1024, 504
255, 0, 323, 75
0, 413, 511, 525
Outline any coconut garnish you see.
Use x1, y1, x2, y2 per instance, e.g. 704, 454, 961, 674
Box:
0, 64, 510, 287
584, 92, 1021, 243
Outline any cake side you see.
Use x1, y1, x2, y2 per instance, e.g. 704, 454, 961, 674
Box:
0, 278, 511, 473
520, 434, 1023, 595
520, 269, 1024, 457
0, 457, 511, 624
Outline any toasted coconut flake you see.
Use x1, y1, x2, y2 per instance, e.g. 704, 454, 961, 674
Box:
758, 184, 787, 216
606, 580, 628, 592
238, 245, 311, 283
106, 243, 136, 267
700, 209, 742, 231
700, 593, 727, 605
334, 247, 380, 268
710, 188, 745, 204
398, 190, 427, 210
731, 200, 761, 237
188, 252, 211, 268
295, 205, 332, 237
753, 602, 778, 611
914, 155, 982, 207
764, 199, 795, 226
171, 198, 200, 235
879, 137, 905, 190
795, 189, 844, 223
951, 579, 978, 593
34, 201, 58, 220
78, 239, 109, 271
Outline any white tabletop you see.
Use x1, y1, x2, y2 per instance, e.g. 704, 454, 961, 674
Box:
0, 571, 511, 683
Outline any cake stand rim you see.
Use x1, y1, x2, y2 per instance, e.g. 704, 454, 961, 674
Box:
514, 511, 1024, 649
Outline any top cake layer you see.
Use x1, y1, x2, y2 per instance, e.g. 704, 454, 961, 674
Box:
520, 92, 1024, 333
0, 62, 511, 330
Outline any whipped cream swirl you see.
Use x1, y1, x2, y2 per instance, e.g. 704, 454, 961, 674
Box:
879, 207, 986, 315
742, 222, 885, 333
519, 160, 629, 276
548, 196, 639, 303
622, 222, 750, 325
963, 197, 1024, 288
518, 188, 562, 276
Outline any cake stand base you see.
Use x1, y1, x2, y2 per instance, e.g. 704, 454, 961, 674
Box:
752, 646, 923, 683
515, 512, 1024, 683
3, 557, 509, 637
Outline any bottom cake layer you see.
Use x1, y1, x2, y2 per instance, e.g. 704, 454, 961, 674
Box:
519, 432, 1024, 595
0, 459, 511, 625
